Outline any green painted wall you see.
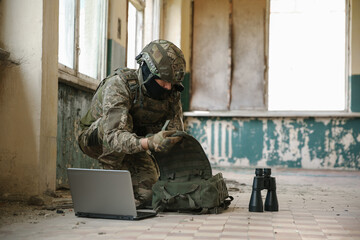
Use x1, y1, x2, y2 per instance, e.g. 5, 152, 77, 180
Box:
107, 39, 126, 75
351, 75, 360, 112
56, 83, 100, 188
185, 117, 360, 169
181, 73, 191, 111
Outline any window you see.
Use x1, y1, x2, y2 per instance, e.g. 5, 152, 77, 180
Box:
58, 0, 107, 82
268, 0, 347, 111
188, 0, 349, 115
127, 2, 144, 69
58, 0, 75, 69
152, 0, 161, 40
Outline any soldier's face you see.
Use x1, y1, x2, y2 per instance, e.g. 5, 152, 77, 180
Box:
155, 79, 172, 90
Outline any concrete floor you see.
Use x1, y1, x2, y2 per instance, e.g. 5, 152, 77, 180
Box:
0, 168, 360, 240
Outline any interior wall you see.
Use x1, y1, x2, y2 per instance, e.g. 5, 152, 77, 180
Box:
56, 83, 100, 188
0, 0, 58, 198
41, 0, 59, 195
185, 0, 360, 170
231, 0, 266, 110
186, 117, 360, 169
190, 0, 267, 111
163, 0, 182, 47
108, 0, 127, 47
350, 0, 360, 112
180, 0, 192, 73
107, 0, 127, 74
191, 0, 231, 110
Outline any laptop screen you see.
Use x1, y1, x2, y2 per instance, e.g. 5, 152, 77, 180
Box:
67, 168, 137, 217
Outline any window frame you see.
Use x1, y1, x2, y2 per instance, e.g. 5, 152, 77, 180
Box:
126, 0, 145, 69
58, 0, 108, 91
152, 0, 162, 40
185, 0, 359, 117
266, 0, 352, 115
267, 0, 349, 112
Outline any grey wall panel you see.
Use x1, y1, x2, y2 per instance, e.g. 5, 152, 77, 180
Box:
108, 39, 126, 75
191, 0, 231, 111
231, 0, 266, 110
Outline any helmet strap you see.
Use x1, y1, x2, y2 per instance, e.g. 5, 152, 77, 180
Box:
137, 63, 156, 107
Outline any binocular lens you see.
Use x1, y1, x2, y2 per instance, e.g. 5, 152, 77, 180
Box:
255, 168, 263, 176
264, 168, 271, 176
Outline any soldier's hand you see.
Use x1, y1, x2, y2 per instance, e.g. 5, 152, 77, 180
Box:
147, 130, 182, 152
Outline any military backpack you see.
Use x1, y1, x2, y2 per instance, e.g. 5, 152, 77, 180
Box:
152, 131, 233, 214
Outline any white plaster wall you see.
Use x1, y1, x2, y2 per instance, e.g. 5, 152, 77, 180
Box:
108, 0, 127, 47
0, 0, 43, 197
0, 0, 58, 197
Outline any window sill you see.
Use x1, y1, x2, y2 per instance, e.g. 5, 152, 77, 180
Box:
184, 110, 360, 118
58, 64, 99, 92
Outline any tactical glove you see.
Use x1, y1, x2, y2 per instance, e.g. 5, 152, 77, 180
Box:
147, 130, 182, 152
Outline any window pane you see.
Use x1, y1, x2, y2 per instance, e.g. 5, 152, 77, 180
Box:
127, 3, 137, 69
78, 0, 104, 79
58, 0, 75, 68
268, 0, 346, 111
152, 0, 161, 40
127, 3, 143, 69
136, 10, 144, 59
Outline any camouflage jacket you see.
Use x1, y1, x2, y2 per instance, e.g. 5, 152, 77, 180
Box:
79, 68, 184, 161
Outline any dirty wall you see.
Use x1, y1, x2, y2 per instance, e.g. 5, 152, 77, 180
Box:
185, 117, 360, 170
56, 83, 100, 188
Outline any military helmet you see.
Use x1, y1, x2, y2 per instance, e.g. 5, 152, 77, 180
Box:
136, 39, 186, 91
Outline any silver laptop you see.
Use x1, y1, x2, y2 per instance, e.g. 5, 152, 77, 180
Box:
67, 168, 157, 220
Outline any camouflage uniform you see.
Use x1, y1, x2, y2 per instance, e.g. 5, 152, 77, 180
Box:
78, 40, 185, 207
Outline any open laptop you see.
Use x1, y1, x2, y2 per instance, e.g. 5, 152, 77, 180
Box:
67, 168, 157, 220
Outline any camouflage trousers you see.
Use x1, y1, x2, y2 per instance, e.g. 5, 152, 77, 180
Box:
78, 128, 159, 208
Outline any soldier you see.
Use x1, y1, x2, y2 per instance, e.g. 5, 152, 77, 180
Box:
78, 39, 186, 208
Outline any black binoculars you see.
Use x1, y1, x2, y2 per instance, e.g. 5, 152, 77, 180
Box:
249, 168, 278, 212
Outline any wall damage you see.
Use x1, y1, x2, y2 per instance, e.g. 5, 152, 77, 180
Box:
185, 117, 360, 169
56, 83, 100, 188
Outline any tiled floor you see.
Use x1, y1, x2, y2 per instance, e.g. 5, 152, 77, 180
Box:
0, 168, 360, 240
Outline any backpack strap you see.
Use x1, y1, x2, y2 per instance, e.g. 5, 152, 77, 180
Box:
153, 184, 200, 213
198, 196, 234, 215
164, 170, 205, 180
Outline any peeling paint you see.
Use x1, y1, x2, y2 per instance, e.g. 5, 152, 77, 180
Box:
185, 117, 360, 170
204, 120, 234, 165
339, 132, 355, 151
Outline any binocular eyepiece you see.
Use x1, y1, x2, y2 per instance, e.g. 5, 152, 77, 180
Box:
249, 168, 279, 212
